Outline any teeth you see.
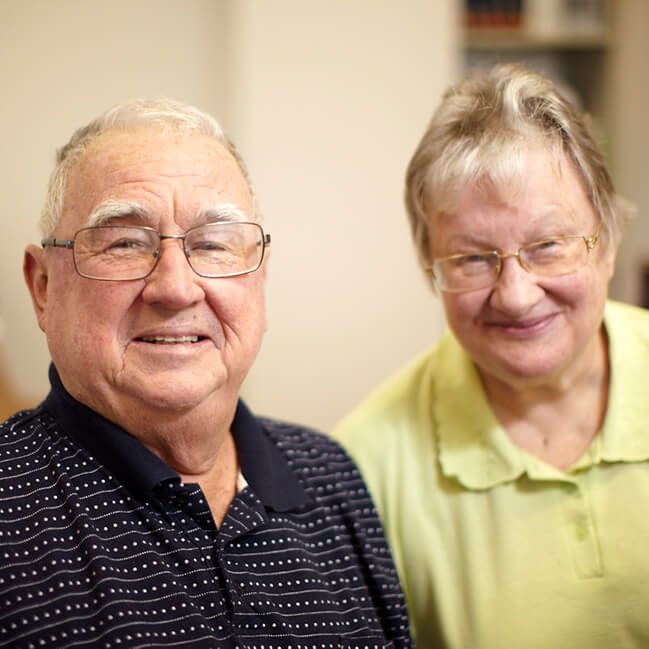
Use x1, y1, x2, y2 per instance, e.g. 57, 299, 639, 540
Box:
141, 336, 199, 344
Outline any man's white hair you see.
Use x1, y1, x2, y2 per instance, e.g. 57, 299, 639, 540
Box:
40, 98, 258, 236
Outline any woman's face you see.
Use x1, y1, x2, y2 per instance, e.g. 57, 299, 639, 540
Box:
428, 145, 616, 390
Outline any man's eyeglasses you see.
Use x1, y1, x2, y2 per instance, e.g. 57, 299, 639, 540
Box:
41, 222, 271, 281
426, 222, 603, 293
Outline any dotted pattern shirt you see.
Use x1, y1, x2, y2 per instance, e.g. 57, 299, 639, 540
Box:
0, 366, 412, 649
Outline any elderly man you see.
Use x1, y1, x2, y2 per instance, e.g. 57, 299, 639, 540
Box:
0, 99, 412, 648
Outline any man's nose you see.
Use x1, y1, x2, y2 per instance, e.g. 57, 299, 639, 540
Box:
488, 255, 543, 316
141, 239, 205, 307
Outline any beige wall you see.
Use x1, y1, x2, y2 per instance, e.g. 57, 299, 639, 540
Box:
1, 0, 457, 431
607, 0, 649, 305
230, 1, 458, 428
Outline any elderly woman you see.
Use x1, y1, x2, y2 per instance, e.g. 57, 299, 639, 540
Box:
334, 63, 649, 648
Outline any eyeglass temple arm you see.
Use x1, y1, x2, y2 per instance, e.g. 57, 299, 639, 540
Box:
41, 238, 74, 249
585, 222, 603, 250
41, 231, 270, 254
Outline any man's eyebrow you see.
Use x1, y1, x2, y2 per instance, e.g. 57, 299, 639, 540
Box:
198, 203, 248, 223
86, 200, 149, 227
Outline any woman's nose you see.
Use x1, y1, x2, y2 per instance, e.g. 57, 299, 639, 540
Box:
488, 256, 544, 316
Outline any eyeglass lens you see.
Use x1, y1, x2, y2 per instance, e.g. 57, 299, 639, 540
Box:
73, 223, 266, 280
436, 235, 591, 292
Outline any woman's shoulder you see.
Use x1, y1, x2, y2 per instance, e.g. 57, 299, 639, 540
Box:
335, 348, 432, 428
605, 299, 649, 339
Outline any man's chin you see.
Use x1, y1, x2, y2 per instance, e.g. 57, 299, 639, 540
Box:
117, 370, 229, 414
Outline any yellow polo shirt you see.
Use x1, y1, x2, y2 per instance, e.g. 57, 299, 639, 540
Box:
334, 300, 649, 649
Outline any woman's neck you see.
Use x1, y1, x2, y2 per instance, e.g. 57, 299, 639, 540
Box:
480, 326, 610, 470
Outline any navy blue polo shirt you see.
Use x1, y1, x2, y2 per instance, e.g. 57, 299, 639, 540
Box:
0, 366, 412, 649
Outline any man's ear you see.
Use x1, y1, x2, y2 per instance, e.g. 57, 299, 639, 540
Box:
260, 246, 270, 280
23, 244, 50, 333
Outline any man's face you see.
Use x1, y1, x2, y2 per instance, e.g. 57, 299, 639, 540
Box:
26, 129, 267, 429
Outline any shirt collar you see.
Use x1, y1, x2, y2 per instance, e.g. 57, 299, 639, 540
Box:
434, 333, 527, 490
596, 300, 649, 463
230, 398, 310, 512
44, 364, 309, 511
436, 301, 649, 490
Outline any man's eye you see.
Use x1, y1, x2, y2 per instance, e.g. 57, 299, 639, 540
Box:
193, 240, 229, 252
105, 238, 149, 252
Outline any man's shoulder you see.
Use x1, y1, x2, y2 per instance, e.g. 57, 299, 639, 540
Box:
0, 403, 50, 440
253, 416, 374, 498
0, 404, 67, 474
256, 416, 352, 467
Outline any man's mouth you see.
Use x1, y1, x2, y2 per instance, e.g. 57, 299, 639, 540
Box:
137, 335, 204, 344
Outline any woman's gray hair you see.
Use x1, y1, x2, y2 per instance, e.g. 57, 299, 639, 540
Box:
405, 63, 634, 276
40, 97, 258, 236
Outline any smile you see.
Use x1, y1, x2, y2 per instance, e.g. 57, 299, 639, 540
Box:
137, 335, 204, 344
486, 313, 557, 338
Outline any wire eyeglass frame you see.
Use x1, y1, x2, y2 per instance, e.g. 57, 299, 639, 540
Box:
41, 221, 271, 281
425, 222, 603, 293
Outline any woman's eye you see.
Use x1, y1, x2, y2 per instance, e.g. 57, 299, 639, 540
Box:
445, 253, 494, 277
535, 240, 560, 250
529, 239, 566, 256
464, 254, 490, 264
454, 253, 492, 269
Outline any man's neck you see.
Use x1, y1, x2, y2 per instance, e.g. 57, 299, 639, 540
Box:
115, 399, 241, 524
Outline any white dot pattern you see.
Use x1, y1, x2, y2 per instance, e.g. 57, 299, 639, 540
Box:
0, 397, 412, 649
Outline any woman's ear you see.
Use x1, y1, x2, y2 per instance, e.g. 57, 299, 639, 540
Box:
23, 244, 50, 333
603, 239, 617, 281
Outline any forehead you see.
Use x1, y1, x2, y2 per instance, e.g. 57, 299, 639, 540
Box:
443, 146, 593, 227
427, 145, 601, 258
62, 128, 252, 228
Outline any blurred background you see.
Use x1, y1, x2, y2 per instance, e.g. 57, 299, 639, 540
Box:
1, 0, 647, 429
